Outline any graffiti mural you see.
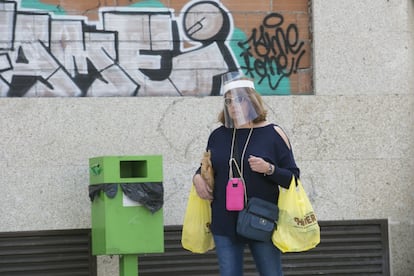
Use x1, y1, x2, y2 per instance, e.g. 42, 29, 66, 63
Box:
0, 0, 312, 97
238, 13, 306, 95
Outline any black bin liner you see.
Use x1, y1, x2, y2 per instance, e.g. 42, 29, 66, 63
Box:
89, 182, 164, 213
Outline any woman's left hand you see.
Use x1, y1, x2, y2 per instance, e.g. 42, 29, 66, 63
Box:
248, 155, 270, 174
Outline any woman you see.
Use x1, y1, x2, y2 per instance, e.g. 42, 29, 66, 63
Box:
193, 71, 300, 276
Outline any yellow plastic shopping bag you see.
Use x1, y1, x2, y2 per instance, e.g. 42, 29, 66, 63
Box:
181, 184, 215, 253
272, 176, 320, 253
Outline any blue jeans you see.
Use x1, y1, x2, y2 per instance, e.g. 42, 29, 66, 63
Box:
213, 235, 284, 276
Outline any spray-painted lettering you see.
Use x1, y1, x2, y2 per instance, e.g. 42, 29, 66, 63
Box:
238, 13, 306, 91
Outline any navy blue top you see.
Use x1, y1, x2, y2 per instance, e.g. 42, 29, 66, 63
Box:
197, 124, 300, 240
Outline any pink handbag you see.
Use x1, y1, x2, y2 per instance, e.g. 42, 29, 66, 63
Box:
226, 178, 245, 211
226, 127, 252, 211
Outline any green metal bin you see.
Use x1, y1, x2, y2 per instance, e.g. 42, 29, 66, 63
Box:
89, 155, 164, 256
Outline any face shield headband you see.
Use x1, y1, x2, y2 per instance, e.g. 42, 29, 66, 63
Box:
221, 80, 255, 95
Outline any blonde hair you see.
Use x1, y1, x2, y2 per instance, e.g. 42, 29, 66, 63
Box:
218, 87, 268, 124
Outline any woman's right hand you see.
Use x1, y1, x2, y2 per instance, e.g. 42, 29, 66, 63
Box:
193, 174, 213, 200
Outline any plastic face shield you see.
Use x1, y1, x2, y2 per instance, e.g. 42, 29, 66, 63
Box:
221, 72, 258, 128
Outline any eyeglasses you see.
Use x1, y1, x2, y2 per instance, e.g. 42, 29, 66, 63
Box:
224, 96, 246, 105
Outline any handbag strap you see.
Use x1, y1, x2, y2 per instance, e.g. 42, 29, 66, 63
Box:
229, 127, 253, 204
229, 158, 248, 204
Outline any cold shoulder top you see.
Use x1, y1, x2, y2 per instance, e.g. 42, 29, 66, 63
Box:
197, 123, 300, 240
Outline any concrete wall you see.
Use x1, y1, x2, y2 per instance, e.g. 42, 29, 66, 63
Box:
0, 0, 413, 275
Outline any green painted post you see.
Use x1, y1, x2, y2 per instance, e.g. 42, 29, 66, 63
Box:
119, 255, 138, 276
